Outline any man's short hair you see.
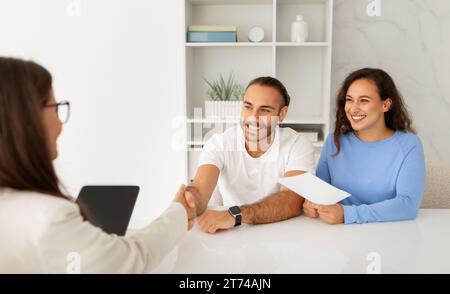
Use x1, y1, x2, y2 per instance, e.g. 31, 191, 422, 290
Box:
246, 76, 291, 107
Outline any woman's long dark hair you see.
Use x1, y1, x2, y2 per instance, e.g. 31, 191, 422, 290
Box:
0, 57, 87, 217
333, 68, 415, 155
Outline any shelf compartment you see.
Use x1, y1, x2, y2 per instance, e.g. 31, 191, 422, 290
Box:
276, 46, 327, 120
186, 46, 273, 118
186, 0, 274, 43
276, 0, 332, 43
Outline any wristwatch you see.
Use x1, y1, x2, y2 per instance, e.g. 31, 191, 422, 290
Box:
228, 206, 242, 227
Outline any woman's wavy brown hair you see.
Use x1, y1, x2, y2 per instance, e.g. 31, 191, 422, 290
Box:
333, 68, 415, 155
0, 57, 87, 218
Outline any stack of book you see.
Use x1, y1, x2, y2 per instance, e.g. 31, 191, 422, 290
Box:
187, 25, 237, 43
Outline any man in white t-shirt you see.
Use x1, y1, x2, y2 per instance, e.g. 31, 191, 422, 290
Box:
186, 77, 315, 234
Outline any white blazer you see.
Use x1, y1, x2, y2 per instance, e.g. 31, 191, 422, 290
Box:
0, 188, 187, 273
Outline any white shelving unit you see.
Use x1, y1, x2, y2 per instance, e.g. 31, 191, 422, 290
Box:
183, 0, 333, 180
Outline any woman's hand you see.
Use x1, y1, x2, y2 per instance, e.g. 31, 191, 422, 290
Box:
303, 199, 319, 218
313, 204, 344, 225
173, 185, 197, 230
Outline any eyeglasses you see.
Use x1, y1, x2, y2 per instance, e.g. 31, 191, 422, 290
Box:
44, 100, 71, 124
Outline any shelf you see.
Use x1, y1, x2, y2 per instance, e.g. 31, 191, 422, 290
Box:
188, 0, 273, 5
275, 42, 328, 47
187, 118, 239, 124
188, 0, 328, 6
186, 117, 326, 124
187, 140, 325, 148
187, 147, 204, 152
277, 0, 328, 4
186, 42, 273, 47
186, 42, 328, 47
187, 141, 206, 146
282, 118, 327, 124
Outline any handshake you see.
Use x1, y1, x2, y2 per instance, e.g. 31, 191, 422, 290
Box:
173, 185, 200, 230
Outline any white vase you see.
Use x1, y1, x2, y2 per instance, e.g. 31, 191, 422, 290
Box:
291, 15, 308, 43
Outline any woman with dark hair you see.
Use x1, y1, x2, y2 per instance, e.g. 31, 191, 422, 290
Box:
0, 57, 195, 273
303, 68, 426, 224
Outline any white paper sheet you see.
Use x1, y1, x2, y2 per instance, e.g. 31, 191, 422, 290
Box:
278, 173, 350, 205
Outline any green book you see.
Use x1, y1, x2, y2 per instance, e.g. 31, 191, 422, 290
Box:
188, 25, 237, 32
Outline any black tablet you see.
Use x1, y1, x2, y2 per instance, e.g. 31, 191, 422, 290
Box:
76, 186, 139, 236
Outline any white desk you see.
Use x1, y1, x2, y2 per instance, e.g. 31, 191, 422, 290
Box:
150, 209, 450, 274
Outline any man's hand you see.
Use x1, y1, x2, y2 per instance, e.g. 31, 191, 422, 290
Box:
302, 199, 319, 218
198, 210, 235, 234
313, 204, 344, 225
185, 185, 201, 215
173, 185, 197, 230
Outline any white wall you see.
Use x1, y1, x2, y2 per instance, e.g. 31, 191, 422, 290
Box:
0, 0, 187, 227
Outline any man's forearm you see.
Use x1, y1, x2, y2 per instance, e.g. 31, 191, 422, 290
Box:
187, 165, 221, 216
240, 191, 304, 224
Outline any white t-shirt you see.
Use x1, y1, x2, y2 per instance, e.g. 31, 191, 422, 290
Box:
198, 125, 315, 206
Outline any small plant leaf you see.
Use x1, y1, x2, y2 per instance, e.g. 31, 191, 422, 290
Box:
203, 72, 245, 101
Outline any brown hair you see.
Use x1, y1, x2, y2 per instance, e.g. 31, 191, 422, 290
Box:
0, 57, 86, 216
246, 76, 291, 108
333, 68, 414, 155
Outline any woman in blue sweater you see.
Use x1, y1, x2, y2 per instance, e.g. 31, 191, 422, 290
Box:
303, 68, 426, 225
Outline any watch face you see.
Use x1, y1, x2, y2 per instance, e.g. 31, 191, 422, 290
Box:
229, 206, 241, 215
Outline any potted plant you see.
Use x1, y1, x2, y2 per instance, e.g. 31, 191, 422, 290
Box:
203, 73, 244, 119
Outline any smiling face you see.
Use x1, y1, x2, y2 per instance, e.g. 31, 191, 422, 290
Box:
240, 84, 288, 150
345, 78, 392, 136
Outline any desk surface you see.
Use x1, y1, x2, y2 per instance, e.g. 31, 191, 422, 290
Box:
150, 209, 450, 274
